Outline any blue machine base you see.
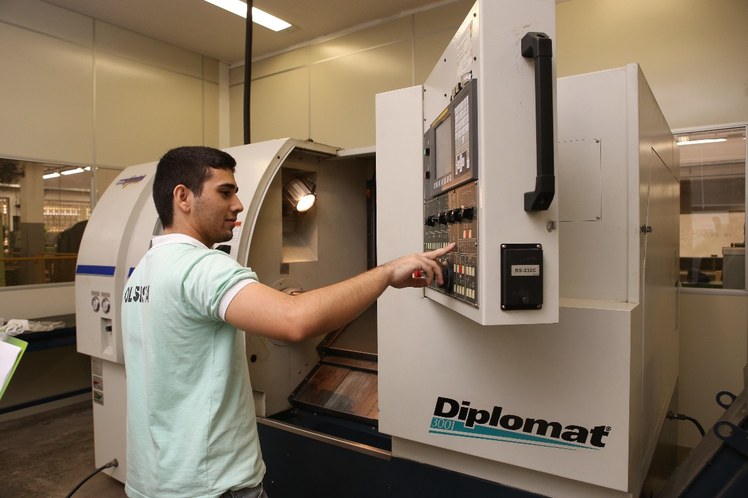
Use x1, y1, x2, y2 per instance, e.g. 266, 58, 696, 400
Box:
258, 410, 544, 498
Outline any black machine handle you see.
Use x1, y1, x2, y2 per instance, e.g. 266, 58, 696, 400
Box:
521, 32, 555, 212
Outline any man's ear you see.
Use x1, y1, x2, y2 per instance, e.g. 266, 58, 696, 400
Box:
173, 184, 192, 214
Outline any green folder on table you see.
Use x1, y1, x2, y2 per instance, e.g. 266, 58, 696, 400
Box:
1, 336, 28, 400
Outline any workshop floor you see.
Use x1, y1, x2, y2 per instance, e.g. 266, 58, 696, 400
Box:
0, 401, 127, 498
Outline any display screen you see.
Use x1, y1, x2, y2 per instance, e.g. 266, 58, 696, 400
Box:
423, 77, 477, 200
435, 114, 453, 180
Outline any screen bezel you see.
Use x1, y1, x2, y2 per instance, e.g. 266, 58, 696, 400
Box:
423, 78, 478, 200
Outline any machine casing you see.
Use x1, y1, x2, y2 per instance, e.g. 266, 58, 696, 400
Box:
75, 139, 375, 482
419, 0, 560, 326
376, 63, 678, 497
76, 2, 678, 495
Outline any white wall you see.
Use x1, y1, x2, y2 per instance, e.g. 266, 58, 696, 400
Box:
0, 0, 222, 169
230, 0, 475, 148
0, 0, 225, 318
231, 0, 748, 148
556, 0, 748, 130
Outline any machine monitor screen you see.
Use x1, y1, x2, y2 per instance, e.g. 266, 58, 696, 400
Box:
434, 115, 453, 180
423, 78, 478, 200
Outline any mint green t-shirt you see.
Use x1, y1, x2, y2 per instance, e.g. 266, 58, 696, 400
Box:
122, 234, 265, 498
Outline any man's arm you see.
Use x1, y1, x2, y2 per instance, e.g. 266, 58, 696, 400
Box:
224, 243, 455, 342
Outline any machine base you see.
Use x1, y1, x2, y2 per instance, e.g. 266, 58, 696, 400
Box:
258, 410, 543, 498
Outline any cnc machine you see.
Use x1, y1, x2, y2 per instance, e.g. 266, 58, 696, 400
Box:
76, 1, 678, 496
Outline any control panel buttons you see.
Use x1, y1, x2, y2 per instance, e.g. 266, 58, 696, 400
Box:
424, 183, 478, 306
426, 207, 474, 226
91, 296, 100, 312
439, 259, 455, 292
101, 297, 111, 314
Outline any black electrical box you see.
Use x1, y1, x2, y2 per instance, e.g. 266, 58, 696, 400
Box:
501, 244, 543, 310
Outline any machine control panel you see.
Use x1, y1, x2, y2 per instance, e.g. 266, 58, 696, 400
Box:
424, 182, 478, 305
423, 79, 479, 306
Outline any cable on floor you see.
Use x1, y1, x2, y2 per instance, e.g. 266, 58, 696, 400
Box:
64, 458, 118, 498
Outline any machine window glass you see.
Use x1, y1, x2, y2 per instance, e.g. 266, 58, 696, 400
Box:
0, 158, 94, 287
677, 125, 747, 290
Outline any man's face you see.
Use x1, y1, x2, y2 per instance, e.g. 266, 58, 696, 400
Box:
191, 167, 243, 247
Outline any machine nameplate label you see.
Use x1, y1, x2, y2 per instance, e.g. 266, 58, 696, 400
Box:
429, 396, 611, 450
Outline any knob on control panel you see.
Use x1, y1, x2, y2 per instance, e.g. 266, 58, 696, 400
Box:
423, 182, 478, 306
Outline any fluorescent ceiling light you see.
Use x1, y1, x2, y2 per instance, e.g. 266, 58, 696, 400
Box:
61, 167, 85, 176
44, 166, 91, 179
204, 0, 292, 31
676, 138, 727, 146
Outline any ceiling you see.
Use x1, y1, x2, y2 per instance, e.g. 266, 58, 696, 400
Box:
42, 0, 455, 65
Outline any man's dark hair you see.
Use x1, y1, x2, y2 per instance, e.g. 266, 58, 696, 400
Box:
153, 146, 237, 227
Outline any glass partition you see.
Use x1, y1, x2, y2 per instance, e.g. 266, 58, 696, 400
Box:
0, 158, 92, 287
677, 125, 747, 290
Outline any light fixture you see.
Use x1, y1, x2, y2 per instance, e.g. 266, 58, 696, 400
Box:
203, 0, 292, 31
676, 138, 727, 146
284, 177, 316, 213
61, 167, 86, 176
43, 171, 61, 180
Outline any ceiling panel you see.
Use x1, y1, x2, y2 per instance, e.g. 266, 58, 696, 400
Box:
42, 0, 454, 64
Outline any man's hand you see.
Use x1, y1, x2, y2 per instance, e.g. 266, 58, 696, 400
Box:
228, 243, 456, 342
384, 242, 456, 289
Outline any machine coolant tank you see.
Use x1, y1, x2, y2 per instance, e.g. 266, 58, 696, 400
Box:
378, 0, 559, 326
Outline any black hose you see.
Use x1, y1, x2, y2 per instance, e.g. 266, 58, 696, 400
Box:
64, 458, 118, 498
667, 411, 706, 437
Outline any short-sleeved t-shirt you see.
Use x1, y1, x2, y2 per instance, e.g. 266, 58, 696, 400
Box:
121, 233, 265, 498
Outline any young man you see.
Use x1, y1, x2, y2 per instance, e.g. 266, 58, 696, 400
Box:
121, 146, 454, 498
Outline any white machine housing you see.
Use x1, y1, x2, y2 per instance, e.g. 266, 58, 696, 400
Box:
418, 0, 559, 326
377, 42, 678, 498
75, 3, 679, 495
75, 139, 375, 482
